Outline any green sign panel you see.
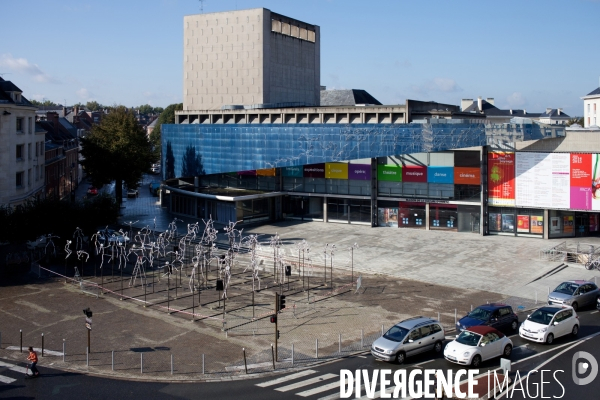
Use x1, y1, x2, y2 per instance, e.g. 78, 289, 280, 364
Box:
377, 164, 402, 182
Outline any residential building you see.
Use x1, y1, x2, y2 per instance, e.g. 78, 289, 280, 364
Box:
0, 77, 45, 206
582, 86, 600, 127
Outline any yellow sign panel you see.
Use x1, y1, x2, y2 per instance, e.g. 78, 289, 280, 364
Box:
325, 163, 348, 179
256, 168, 276, 176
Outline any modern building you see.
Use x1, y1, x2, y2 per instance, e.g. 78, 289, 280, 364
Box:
582, 85, 600, 128
183, 8, 320, 110
0, 77, 46, 207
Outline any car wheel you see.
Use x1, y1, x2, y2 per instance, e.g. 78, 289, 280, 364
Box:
433, 341, 443, 353
571, 302, 578, 312
546, 333, 554, 345
503, 344, 512, 357
471, 355, 482, 368
511, 320, 518, 331
395, 352, 406, 365
572, 325, 579, 336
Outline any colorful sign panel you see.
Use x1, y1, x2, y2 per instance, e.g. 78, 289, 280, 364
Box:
403, 166, 427, 183
325, 163, 348, 179
348, 164, 371, 180
454, 167, 480, 185
531, 216, 544, 234
303, 163, 325, 178
488, 152, 515, 206
281, 166, 303, 177
238, 170, 256, 176
517, 215, 530, 233
256, 168, 276, 176
377, 164, 402, 182
427, 167, 453, 184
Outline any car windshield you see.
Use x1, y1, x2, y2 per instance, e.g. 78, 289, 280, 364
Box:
383, 326, 409, 342
527, 308, 557, 325
468, 308, 491, 321
456, 331, 481, 347
553, 282, 578, 295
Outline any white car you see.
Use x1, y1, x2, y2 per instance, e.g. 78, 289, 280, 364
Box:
519, 305, 578, 344
444, 326, 512, 368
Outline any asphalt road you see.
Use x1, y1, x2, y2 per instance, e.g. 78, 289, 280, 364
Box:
2, 308, 600, 399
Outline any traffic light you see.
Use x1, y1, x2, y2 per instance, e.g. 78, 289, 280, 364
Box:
83, 308, 92, 318
279, 295, 286, 310
277, 330, 280, 339
270, 315, 277, 323
285, 265, 291, 276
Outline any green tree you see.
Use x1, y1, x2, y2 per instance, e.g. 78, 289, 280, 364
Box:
31, 99, 58, 107
149, 103, 183, 150
137, 104, 154, 114
80, 106, 154, 204
567, 117, 584, 127
86, 100, 103, 111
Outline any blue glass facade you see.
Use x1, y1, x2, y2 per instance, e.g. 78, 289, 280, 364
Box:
161, 122, 553, 178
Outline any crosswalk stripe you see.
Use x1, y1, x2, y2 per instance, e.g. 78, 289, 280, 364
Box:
256, 369, 318, 387
0, 360, 27, 374
275, 373, 337, 392
297, 379, 348, 397
0, 375, 17, 384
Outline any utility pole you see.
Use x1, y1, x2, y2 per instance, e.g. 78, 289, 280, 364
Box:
274, 293, 279, 361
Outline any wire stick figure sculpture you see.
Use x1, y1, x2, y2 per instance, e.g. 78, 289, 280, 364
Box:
77, 250, 90, 263
64, 240, 73, 259
73, 227, 85, 251
128, 244, 147, 287
243, 234, 262, 291
45, 234, 60, 257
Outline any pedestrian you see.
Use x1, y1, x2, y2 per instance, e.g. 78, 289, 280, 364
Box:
26, 347, 40, 377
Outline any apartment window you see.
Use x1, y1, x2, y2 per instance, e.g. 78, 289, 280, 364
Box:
16, 144, 24, 160
595, 103, 597, 114
28, 169, 32, 186
28, 143, 31, 160
588, 104, 591, 114
16, 117, 24, 133
16, 171, 24, 188
28, 117, 33, 133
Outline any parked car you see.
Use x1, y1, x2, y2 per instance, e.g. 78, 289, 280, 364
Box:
548, 280, 600, 311
127, 188, 139, 198
149, 181, 161, 196
519, 305, 578, 344
87, 186, 98, 196
444, 326, 512, 367
151, 163, 161, 174
371, 316, 445, 364
456, 303, 519, 333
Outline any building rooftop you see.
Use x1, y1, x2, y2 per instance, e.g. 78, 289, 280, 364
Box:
320, 89, 382, 106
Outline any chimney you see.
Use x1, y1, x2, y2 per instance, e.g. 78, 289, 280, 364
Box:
557, 108, 562, 115
461, 99, 473, 111
524, 109, 527, 115
509, 109, 513, 115
62, 107, 67, 116
46, 112, 60, 135
486, 98, 495, 106
477, 96, 483, 112
74, 105, 79, 115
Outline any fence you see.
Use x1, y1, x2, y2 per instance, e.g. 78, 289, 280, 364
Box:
539, 241, 600, 265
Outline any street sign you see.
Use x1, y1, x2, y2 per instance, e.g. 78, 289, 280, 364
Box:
85, 322, 92, 330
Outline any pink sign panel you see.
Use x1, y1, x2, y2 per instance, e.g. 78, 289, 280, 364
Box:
348, 164, 371, 180
571, 186, 592, 210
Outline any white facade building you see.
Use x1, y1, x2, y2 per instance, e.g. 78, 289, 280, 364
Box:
582, 87, 600, 128
0, 78, 45, 206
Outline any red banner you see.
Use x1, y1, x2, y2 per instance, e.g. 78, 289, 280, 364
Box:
488, 152, 515, 206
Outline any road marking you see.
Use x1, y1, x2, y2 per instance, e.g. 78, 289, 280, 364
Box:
356, 355, 366, 358
412, 359, 435, 368
275, 373, 337, 392
256, 369, 318, 387
591, 311, 598, 314
0, 375, 17, 384
318, 383, 366, 400
297, 379, 348, 397
0, 360, 27, 374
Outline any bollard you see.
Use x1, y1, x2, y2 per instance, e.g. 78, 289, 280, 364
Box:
41, 333, 44, 357
20, 329, 22, 353
171, 354, 174, 375
0, 331, 2, 349
471, 305, 473, 311
454, 309, 457, 326
437, 312, 440, 322
361, 329, 364, 348
548, 287, 550, 295
243, 348, 248, 374
202, 354, 205, 374
382, 324, 384, 336
112, 350, 114, 371
315, 339, 319, 359
141, 353, 143, 374
535, 291, 538, 304
339, 334, 341, 353
86, 347, 89, 367
63, 340, 66, 362
292, 343, 294, 366
271, 344, 276, 370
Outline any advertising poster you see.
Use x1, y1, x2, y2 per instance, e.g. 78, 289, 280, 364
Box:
377, 208, 398, 227
454, 167, 480, 185
592, 154, 600, 211
563, 215, 574, 234
570, 153, 592, 209
550, 217, 561, 233
489, 213, 501, 231
515, 152, 569, 209
517, 215, 530, 233
402, 166, 427, 183
502, 214, 515, 232
325, 163, 348, 179
488, 152, 515, 206
531, 216, 544, 234
377, 164, 402, 182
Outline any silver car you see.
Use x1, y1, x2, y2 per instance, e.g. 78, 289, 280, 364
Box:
371, 316, 445, 364
548, 280, 600, 311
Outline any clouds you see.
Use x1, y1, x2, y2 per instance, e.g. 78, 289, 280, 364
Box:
0, 54, 60, 84
76, 88, 94, 101
506, 92, 527, 108
410, 78, 462, 95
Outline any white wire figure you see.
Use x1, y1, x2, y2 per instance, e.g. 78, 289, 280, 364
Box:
128, 244, 147, 287
77, 250, 90, 263
243, 234, 262, 291
65, 240, 73, 259
155, 232, 169, 258
73, 227, 85, 251
269, 232, 285, 284
189, 251, 199, 293
116, 242, 129, 269
98, 244, 112, 269
167, 218, 183, 241
90, 231, 102, 256
45, 234, 60, 257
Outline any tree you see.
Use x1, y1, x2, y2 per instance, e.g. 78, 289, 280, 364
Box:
80, 106, 154, 204
149, 103, 183, 150
137, 104, 154, 115
86, 100, 103, 111
181, 145, 205, 177
567, 117, 584, 127
30, 99, 58, 107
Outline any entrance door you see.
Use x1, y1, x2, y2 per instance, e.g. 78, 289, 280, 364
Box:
471, 213, 480, 233
575, 214, 588, 237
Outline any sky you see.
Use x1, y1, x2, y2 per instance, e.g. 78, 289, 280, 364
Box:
2, 0, 599, 116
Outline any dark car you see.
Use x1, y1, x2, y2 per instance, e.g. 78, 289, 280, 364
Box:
456, 303, 518, 334
149, 181, 160, 196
